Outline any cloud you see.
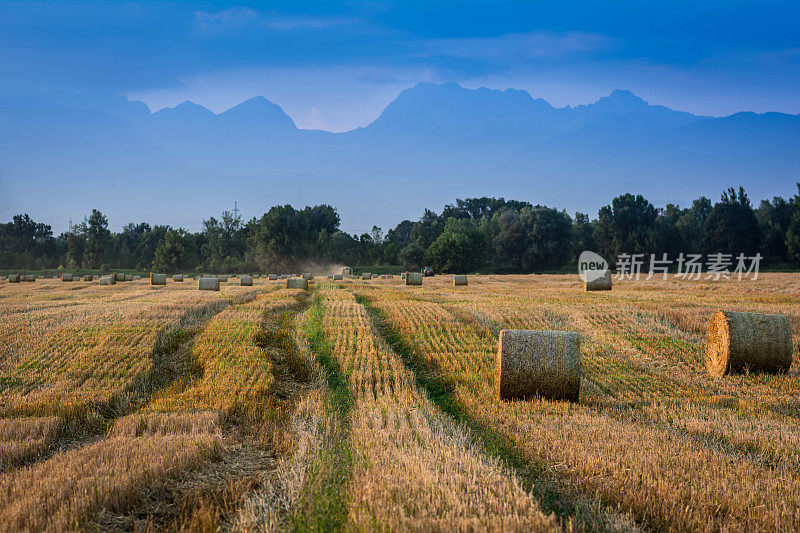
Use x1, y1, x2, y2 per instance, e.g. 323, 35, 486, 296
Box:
193, 7, 355, 33
418, 31, 614, 62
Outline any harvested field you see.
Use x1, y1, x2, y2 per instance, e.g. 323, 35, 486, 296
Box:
1, 273, 799, 530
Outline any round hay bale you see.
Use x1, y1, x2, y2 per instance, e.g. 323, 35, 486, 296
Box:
100, 275, 115, 285
62, 273, 73, 282
173, 274, 184, 282
405, 272, 423, 286
287, 278, 308, 290
8, 274, 20, 283
268, 274, 278, 280
453, 275, 468, 286
83, 275, 93, 282
495, 330, 581, 402
217, 275, 228, 283
198, 277, 220, 291
361, 273, 371, 280
239, 274, 253, 286
302, 273, 314, 280
706, 310, 793, 377
125, 274, 134, 281
584, 270, 612, 291
150, 273, 167, 285
333, 274, 343, 280
24, 274, 36, 282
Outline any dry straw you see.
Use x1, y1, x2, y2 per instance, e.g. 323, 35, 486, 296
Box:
584, 270, 612, 291
405, 272, 423, 285
198, 277, 220, 291
495, 330, 581, 402
453, 275, 468, 286
706, 310, 793, 377
150, 273, 167, 285
287, 278, 308, 290
239, 274, 253, 286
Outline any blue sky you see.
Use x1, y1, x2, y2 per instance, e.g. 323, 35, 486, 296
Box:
1, 1, 798, 131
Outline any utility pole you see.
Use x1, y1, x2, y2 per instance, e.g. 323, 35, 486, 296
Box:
68, 218, 73, 233
233, 201, 241, 221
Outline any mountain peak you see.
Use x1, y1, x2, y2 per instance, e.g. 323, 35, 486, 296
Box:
590, 89, 650, 113
220, 96, 297, 129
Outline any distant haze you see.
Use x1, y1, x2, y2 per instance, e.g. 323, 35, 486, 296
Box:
1, 82, 798, 235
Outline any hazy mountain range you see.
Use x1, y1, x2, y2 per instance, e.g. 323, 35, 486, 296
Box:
1, 82, 798, 233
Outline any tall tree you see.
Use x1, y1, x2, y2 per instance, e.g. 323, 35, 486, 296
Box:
82, 209, 112, 268
704, 187, 760, 256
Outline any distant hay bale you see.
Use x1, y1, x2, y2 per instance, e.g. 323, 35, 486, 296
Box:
82, 275, 93, 282
113, 272, 124, 282
217, 275, 228, 283
198, 277, 220, 291
100, 275, 115, 285
24, 275, 35, 282
302, 273, 314, 280
8, 274, 20, 283
372, 273, 379, 279
362, 273, 371, 280
125, 274, 134, 281
386, 274, 393, 279
173, 274, 184, 282
62, 273, 73, 282
405, 272, 423, 286
343, 267, 352, 276
584, 270, 612, 291
453, 275, 468, 286
380, 275, 387, 279
495, 330, 581, 402
287, 278, 308, 290
239, 274, 253, 286
333, 274, 343, 280
268, 274, 277, 280
706, 310, 793, 377
150, 273, 167, 285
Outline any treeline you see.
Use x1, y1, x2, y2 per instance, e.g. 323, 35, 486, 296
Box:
2, 184, 800, 273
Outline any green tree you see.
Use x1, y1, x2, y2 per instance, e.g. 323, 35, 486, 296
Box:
594, 193, 659, 260
757, 195, 793, 263
704, 187, 760, 256
399, 243, 425, 270
152, 229, 197, 272
82, 209, 113, 268
785, 183, 800, 262
424, 218, 488, 273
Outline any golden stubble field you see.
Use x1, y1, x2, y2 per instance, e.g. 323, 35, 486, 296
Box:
0, 273, 799, 531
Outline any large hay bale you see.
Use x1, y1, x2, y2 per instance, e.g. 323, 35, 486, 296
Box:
361, 273, 371, 280
495, 330, 581, 402
268, 274, 278, 281
62, 273, 73, 282
239, 274, 253, 286
150, 273, 167, 285
287, 278, 308, 290
8, 274, 20, 283
198, 277, 220, 291
83, 275, 93, 282
173, 274, 184, 282
24, 275, 35, 282
405, 272, 423, 286
453, 275, 468, 286
706, 310, 793, 377
302, 272, 314, 280
100, 275, 115, 285
584, 270, 612, 291
333, 274, 343, 280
